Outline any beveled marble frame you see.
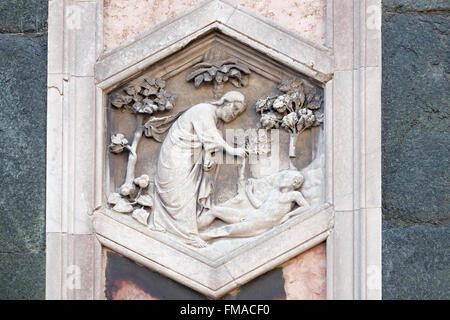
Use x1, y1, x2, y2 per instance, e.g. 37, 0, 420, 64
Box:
46, 0, 381, 300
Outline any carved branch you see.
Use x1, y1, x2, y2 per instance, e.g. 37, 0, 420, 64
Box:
289, 132, 299, 158
122, 115, 145, 193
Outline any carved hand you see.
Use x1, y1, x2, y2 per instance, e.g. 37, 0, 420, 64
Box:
233, 147, 248, 158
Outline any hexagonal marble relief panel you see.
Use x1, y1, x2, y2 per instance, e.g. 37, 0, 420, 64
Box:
93, 3, 334, 298
45, 0, 382, 301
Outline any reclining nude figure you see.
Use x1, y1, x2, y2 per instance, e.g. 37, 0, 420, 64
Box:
198, 170, 310, 241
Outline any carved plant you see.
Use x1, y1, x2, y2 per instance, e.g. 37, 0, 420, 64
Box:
110, 78, 176, 114
186, 49, 251, 97
255, 79, 324, 159
109, 133, 129, 153
107, 174, 153, 225
108, 77, 177, 223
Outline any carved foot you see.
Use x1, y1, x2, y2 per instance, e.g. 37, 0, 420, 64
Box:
149, 224, 166, 233
186, 237, 207, 248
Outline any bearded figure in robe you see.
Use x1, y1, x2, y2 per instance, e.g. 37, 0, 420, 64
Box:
150, 91, 247, 247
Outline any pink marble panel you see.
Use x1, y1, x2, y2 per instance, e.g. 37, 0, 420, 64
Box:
103, 0, 326, 51
281, 242, 326, 300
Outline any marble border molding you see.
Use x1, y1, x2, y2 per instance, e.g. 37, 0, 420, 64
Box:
46, 0, 381, 300
46, 0, 104, 299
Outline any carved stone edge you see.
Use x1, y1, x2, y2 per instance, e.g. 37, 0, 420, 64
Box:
94, 203, 332, 266
326, 0, 382, 300
94, 0, 333, 86
93, 205, 334, 299
46, 0, 105, 300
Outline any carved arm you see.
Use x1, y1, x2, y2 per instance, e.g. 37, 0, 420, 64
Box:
294, 191, 309, 209
279, 191, 310, 224
245, 182, 263, 209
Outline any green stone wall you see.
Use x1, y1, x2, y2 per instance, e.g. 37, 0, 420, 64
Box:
0, 0, 47, 299
382, 0, 450, 299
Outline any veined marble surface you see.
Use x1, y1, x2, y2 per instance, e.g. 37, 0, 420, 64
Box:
103, 0, 326, 51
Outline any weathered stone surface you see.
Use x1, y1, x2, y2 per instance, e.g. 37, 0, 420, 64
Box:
0, 34, 47, 252
383, 0, 450, 12
224, 268, 286, 300
105, 250, 205, 300
0, 252, 45, 299
382, 12, 450, 227
105, 249, 286, 300
104, 243, 325, 299
0, 0, 48, 33
383, 225, 450, 300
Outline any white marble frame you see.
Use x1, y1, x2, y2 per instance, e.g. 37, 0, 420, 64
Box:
46, 0, 381, 300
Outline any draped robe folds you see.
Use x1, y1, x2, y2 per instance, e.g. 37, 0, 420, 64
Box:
150, 103, 227, 242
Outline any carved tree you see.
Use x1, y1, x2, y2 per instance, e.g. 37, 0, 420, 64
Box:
108, 78, 177, 222
186, 49, 251, 97
255, 79, 324, 158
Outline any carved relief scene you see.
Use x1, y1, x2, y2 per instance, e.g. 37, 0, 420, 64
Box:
101, 32, 325, 261
42, 0, 382, 301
